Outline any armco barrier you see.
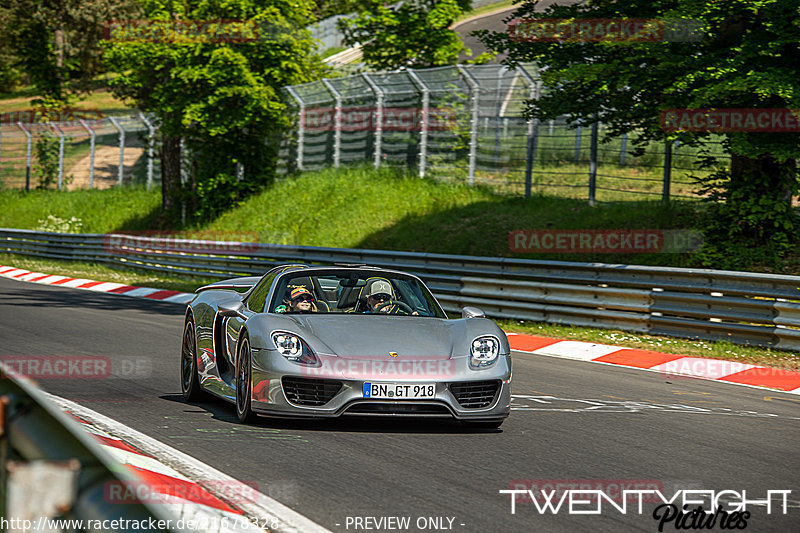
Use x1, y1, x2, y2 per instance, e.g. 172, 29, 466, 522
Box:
1, 228, 799, 351
0, 363, 178, 530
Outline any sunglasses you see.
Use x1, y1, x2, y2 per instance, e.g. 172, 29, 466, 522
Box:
370, 293, 391, 301
294, 295, 314, 302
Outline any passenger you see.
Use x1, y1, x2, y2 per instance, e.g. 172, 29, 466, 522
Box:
276, 286, 318, 313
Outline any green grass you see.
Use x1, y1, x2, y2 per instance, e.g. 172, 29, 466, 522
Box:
0, 187, 160, 231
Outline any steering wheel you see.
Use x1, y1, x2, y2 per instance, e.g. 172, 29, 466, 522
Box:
374, 299, 414, 315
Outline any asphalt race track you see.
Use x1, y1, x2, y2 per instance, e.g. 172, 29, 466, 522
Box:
1, 276, 798, 532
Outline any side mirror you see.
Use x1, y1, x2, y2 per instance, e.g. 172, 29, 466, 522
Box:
461, 306, 485, 319
218, 301, 245, 318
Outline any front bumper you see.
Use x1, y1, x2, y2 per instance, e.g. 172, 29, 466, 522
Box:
249, 350, 512, 420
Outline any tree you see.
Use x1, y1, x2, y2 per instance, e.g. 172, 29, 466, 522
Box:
479, 0, 800, 265
103, 0, 327, 221
340, 0, 472, 69
0, 0, 140, 102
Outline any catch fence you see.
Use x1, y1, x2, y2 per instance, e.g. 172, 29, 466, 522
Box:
280, 63, 731, 203
0, 113, 157, 191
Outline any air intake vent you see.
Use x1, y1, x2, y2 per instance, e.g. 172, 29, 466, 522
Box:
449, 380, 500, 408
344, 402, 451, 417
282, 377, 342, 406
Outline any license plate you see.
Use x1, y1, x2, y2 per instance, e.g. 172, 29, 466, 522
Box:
363, 382, 435, 399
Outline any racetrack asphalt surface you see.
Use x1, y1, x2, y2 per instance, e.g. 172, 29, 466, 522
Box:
1, 276, 799, 532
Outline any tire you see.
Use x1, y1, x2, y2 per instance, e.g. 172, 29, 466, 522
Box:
181, 316, 207, 402
461, 419, 504, 430
235, 333, 255, 423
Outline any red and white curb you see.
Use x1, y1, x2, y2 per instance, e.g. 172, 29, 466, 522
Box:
47, 394, 331, 533
4, 262, 799, 395
0, 265, 195, 304
507, 333, 800, 395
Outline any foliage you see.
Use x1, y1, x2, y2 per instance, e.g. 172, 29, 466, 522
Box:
103, 0, 327, 221
0, 0, 140, 101
478, 0, 800, 259
340, 0, 472, 69
36, 214, 83, 233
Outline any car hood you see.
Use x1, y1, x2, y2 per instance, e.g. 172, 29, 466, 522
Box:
293, 315, 457, 358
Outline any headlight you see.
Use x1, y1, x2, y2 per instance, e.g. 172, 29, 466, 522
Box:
272, 331, 317, 365
470, 336, 500, 367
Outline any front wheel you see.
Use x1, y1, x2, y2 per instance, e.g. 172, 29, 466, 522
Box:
235, 334, 255, 423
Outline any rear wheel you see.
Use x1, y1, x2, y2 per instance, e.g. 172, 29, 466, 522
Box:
181, 316, 207, 402
236, 334, 255, 423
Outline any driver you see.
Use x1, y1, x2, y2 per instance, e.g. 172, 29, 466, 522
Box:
365, 279, 394, 314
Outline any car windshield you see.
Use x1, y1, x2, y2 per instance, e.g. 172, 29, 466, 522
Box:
268, 270, 446, 318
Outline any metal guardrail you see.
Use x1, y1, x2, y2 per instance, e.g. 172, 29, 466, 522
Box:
2, 228, 799, 351
0, 363, 178, 531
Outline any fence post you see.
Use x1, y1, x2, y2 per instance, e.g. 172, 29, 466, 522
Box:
620, 133, 627, 165
518, 68, 540, 198
285, 86, 304, 172
362, 73, 384, 169
407, 69, 429, 178
17, 122, 31, 191
494, 67, 505, 165
0, 124, 3, 185
588, 118, 599, 206
662, 140, 673, 204
108, 117, 125, 185
50, 123, 65, 190
457, 65, 479, 186
574, 122, 582, 163
321, 79, 342, 168
138, 112, 155, 189
79, 120, 96, 189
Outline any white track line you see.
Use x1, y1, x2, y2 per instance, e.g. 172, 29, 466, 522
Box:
47, 394, 332, 533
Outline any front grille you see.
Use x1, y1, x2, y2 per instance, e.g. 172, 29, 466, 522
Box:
344, 402, 452, 417
282, 377, 342, 406
449, 380, 500, 408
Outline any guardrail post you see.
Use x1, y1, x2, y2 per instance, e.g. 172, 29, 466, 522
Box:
457, 66, 479, 185
662, 140, 673, 204
321, 79, 342, 168
108, 116, 125, 185
17, 122, 31, 191
362, 73, 384, 169
138, 112, 155, 189
285, 86, 305, 172
50, 122, 65, 190
406, 69, 430, 178
78, 119, 96, 189
589, 118, 599, 206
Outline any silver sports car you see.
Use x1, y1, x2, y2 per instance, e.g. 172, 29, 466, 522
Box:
181, 264, 511, 428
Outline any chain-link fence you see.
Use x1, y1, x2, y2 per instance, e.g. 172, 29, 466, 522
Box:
281, 64, 732, 203
0, 113, 158, 190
